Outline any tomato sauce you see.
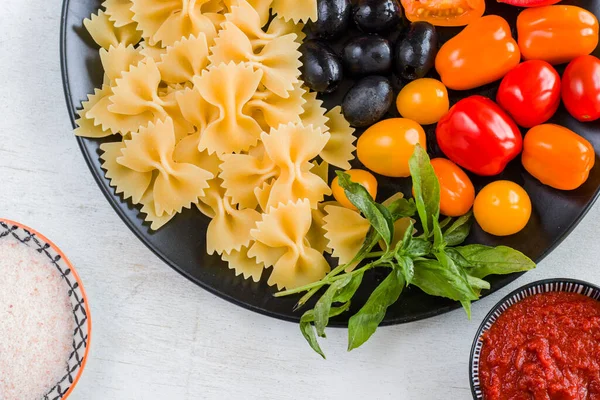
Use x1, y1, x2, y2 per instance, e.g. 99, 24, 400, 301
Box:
479, 292, 600, 400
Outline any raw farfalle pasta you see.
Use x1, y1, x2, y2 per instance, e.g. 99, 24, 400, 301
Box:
117, 118, 213, 216
130, 0, 225, 47
209, 21, 302, 98
249, 199, 330, 290
84, 10, 142, 50
157, 34, 210, 85
102, 0, 136, 28
77, 0, 360, 289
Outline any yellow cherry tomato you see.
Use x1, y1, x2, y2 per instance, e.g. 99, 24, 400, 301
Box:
473, 181, 532, 236
332, 169, 378, 210
357, 118, 427, 178
396, 79, 450, 125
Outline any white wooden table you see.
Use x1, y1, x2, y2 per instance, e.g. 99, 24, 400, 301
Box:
3, 1, 600, 399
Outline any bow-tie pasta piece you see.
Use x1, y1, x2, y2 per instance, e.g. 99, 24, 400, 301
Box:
118, 118, 214, 216
158, 34, 210, 85
139, 181, 176, 231
200, 178, 262, 255
175, 86, 219, 135
261, 123, 332, 208
308, 202, 335, 255
271, 0, 318, 23
100, 44, 144, 85
138, 40, 167, 62
300, 91, 328, 129
100, 141, 152, 204
247, 0, 273, 27
244, 82, 306, 130
75, 86, 114, 138
323, 205, 371, 268
210, 22, 302, 98
311, 160, 329, 184
131, 0, 224, 47
102, 0, 136, 28
220, 152, 278, 209
321, 106, 357, 170
249, 199, 330, 290
267, 16, 306, 43
173, 134, 222, 176
84, 10, 142, 50
222, 245, 265, 282
194, 62, 264, 155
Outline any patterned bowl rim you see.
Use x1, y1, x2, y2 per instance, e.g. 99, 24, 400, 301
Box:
0, 219, 92, 399
468, 278, 600, 399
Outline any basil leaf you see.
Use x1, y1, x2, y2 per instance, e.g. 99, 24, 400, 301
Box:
432, 217, 445, 251
405, 237, 432, 257
334, 271, 365, 303
395, 255, 415, 286
468, 275, 491, 291
439, 217, 452, 230
300, 303, 351, 359
348, 268, 405, 351
387, 198, 417, 221
314, 275, 354, 337
443, 212, 473, 247
453, 245, 536, 279
435, 251, 479, 300
412, 259, 479, 306
337, 171, 394, 247
408, 145, 440, 237
460, 300, 472, 319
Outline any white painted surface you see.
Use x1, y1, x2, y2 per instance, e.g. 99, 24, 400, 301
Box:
2, 1, 600, 399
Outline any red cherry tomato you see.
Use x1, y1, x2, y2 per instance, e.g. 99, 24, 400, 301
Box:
562, 55, 600, 122
496, 61, 561, 128
436, 96, 523, 176
498, 0, 561, 7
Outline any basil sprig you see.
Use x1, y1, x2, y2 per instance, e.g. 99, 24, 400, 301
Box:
276, 145, 535, 358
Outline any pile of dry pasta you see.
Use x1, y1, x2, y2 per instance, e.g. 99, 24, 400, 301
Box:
76, 0, 368, 290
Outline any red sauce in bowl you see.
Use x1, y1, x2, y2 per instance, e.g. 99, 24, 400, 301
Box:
479, 292, 600, 400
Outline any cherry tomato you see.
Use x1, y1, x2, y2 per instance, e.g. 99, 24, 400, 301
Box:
332, 169, 379, 210
496, 61, 561, 128
435, 15, 520, 91
396, 78, 449, 125
431, 158, 475, 217
523, 124, 595, 190
562, 55, 600, 122
357, 118, 427, 177
474, 181, 532, 236
498, 0, 561, 6
517, 6, 599, 65
401, 0, 485, 27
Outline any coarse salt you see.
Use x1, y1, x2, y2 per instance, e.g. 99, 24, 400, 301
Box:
0, 237, 75, 400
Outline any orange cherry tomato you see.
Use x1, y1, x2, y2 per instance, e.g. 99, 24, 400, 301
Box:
474, 181, 532, 237
401, 0, 485, 27
431, 158, 475, 217
517, 6, 599, 65
435, 15, 520, 91
357, 118, 427, 178
332, 169, 379, 210
522, 124, 595, 191
396, 78, 450, 125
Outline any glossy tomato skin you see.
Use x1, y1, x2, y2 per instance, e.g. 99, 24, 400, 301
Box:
562, 55, 600, 122
396, 78, 449, 125
401, 0, 485, 27
357, 118, 427, 177
496, 61, 561, 128
332, 169, 379, 209
436, 96, 523, 176
435, 16, 520, 91
523, 124, 595, 190
517, 6, 599, 65
499, 0, 561, 6
431, 158, 475, 217
474, 181, 532, 236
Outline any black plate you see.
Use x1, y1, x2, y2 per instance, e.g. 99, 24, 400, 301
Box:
61, 0, 600, 325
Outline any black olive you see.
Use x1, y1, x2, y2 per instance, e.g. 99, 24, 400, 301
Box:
299, 40, 344, 93
394, 21, 438, 80
305, 0, 352, 39
342, 76, 394, 127
353, 0, 402, 34
342, 35, 392, 77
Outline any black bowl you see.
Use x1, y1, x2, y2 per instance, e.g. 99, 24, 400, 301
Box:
60, 0, 600, 325
469, 278, 600, 399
